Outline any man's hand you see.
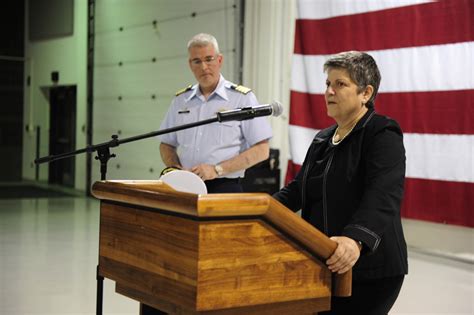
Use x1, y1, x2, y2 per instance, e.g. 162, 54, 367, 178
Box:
326, 236, 361, 274
191, 164, 218, 181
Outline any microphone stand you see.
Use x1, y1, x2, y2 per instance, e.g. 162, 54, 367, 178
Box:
35, 116, 219, 179
35, 105, 275, 314
34, 116, 219, 315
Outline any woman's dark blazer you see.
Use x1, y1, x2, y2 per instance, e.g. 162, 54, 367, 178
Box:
273, 109, 408, 280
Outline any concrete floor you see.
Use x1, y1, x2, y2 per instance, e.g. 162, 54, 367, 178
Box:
0, 196, 472, 314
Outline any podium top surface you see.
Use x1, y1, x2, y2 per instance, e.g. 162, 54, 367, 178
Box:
92, 180, 271, 218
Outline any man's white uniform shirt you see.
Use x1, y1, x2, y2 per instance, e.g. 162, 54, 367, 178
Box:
159, 75, 273, 178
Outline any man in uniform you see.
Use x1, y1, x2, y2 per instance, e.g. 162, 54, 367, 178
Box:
159, 33, 272, 193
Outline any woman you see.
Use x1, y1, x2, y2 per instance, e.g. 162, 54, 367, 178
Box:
273, 51, 408, 314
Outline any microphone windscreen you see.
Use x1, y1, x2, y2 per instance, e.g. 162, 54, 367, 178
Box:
271, 101, 283, 117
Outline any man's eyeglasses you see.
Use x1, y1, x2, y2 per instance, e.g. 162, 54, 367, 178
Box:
190, 55, 218, 66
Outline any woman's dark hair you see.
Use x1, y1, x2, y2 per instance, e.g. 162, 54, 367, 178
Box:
324, 51, 381, 108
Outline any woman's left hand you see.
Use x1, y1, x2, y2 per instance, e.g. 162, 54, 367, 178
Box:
326, 236, 361, 274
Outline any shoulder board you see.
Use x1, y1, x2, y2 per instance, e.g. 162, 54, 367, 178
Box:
175, 84, 193, 96
230, 84, 252, 95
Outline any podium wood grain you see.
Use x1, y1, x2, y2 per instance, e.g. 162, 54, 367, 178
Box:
92, 180, 351, 314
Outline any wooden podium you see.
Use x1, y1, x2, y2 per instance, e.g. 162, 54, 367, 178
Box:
92, 180, 351, 315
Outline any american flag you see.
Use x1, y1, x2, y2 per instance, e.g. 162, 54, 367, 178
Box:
287, 0, 473, 227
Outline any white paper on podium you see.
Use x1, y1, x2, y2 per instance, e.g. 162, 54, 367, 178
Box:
159, 170, 207, 195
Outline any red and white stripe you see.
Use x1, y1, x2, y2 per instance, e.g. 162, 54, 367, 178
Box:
288, 0, 473, 227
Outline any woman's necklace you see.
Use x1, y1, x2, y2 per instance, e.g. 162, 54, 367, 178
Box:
332, 120, 358, 145
332, 107, 368, 145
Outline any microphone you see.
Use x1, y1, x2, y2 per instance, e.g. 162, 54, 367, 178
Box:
216, 101, 283, 122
